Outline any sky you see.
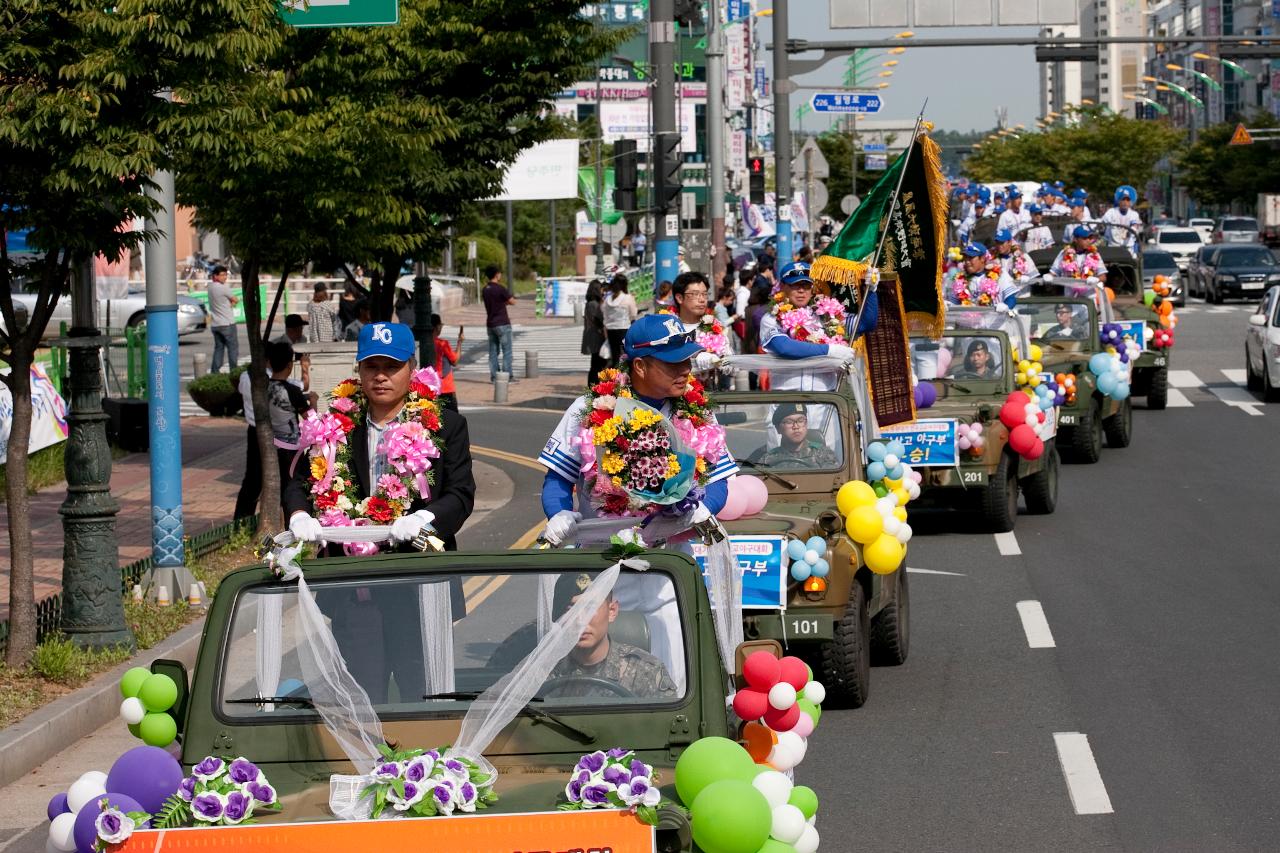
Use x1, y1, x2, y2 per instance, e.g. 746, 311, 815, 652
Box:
760, 18, 1047, 134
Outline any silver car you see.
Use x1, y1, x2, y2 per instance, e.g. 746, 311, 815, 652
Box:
4, 286, 207, 339
1245, 284, 1280, 401
1141, 249, 1185, 306
1214, 216, 1260, 244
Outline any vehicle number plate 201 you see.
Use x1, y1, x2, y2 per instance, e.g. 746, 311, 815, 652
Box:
959, 469, 987, 486
1059, 413, 1077, 425
785, 614, 833, 639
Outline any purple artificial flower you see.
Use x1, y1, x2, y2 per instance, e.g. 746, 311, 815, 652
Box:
441, 758, 469, 782
371, 761, 402, 782
619, 776, 661, 808
431, 780, 457, 815
191, 791, 227, 823
177, 776, 197, 802
95, 808, 135, 846
192, 756, 225, 783
222, 790, 252, 825
457, 781, 478, 813
404, 758, 428, 784
388, 780, 425, 812
629, 759, 651, 780
246, 781, 277, 806
227, 758, 260, 785
580, 782, 614, 807
602, 764, 631, 787
606, 747, 632, 759
565, 778, 585, 803
577, 751, 606, 774
422, 749, 441, 763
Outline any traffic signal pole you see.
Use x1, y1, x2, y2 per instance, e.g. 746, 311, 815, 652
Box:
772, 0, 793, 264
706, 0, 726, 285
651, 0, 680, 285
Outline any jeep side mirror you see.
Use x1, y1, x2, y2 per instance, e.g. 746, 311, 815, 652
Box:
1249, 313, 1267, 327
151, 659, 190, 741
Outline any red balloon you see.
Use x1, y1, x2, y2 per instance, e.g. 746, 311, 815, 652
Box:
742, 651, 781, 691
764, 702, 802, 733
999, 402, 1024, 429
1008, 424, 1036, 456
1026, 437, 1045, 460
732, 688, 769, 721
777, 656, 809, 691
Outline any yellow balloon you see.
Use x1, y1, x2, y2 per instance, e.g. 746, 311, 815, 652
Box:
864, 534, 904, 575
883, 477, 903, 491
1017, 359, 1031, 373
836, 480, 877, 515
845, 505, 884, 545
893, 506, 908, 522
1029, 344, 1043, 361
893, 487, 910, 506
1014, 372, 1027, 386
1028, 374, 1041, 388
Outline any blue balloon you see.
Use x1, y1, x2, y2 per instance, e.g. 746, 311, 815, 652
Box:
866, 443, 887, 462
1097, 372, 1117, 395
1038, 395, 1054, 411
866, 461, 887, 481
805, 535, 827, 553
790, 562, 813, 581
1113, 381, 1130, 401
886, 440, 907, 458
811, 559, 830, 578
1088, 353, 1112, 376
888, 465, 905, 481
786, 539, 808, 561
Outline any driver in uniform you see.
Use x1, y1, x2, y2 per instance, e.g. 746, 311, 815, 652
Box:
1041, 303, 1086, 341
759, 403, 839, 468
545, 572, 677, 700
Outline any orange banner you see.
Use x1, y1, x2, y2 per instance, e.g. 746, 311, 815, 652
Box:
117, 809, 656, 853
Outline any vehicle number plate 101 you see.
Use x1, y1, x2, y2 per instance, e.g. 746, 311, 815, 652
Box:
1059, 413, 1077, 425
786, 614, 833, 639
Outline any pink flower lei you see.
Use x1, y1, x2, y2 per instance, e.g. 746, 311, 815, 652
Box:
1059, 247, 1103, 279
949, 259, 1002, 306
696, 314, 730, 358
770, 293, 848, 345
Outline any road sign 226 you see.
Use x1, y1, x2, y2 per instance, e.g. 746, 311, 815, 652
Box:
809, 93, 883, 114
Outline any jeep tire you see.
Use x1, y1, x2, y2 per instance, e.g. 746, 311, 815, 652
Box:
1103, 398, 1133, 448
1021, 442, 1059, 515
822, 580, 871, 708
1063, 398, 1103, 464
870, 568, 909, 667
980, 452, 1018, 533
1146, 365, 1168, 410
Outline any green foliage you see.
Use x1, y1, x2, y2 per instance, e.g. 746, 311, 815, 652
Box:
124, 598, 192, 650
458, 234, 507, 273
153, 794, 192, 830
965, 108, 1185, 201
30, 635, 130, 684
187, 372, 235, 394
1177, 113, 1280, 207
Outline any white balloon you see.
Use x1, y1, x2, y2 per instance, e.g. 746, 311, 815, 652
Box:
896, 523, 913, 544
1025, 413, 1038, 427
120, 696, 146, 725
66, 777, 107, 813
771, 804, 808, 845
803, 549, 819, 566
801, 680, 826, 705
794, 824, 821, 853
882, 516, 902, 536
752, 770, 794, 810
48, 814, 77, 852
907, 482, 921, 500
777, 730, 808, 763
883, 453, 899, 468
767, 743, 799, 772
79, 770, 108, 788
768, 682, 798, 710
876, 496, 897, 514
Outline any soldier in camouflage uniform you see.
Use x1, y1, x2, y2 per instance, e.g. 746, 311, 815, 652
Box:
760, 403, 839, 468
543, 572, 677, 700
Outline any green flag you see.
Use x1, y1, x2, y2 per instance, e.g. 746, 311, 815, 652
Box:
578, 168, 623, 226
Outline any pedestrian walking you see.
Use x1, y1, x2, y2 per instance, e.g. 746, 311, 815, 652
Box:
581, 279, 608, 385
307, 282, 339, 343
343, 299, 371, 341
207, 264, 239, 372
432, 313, 463, 411
602, 273, 637, 369
481, 264, 515, 382
337, 280, 362, 330
233, 341, 311, 521
632, 231, 646, 267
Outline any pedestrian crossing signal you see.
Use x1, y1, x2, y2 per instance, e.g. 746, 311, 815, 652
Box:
1228, 123, 1253, 146
749, 157, 766, 205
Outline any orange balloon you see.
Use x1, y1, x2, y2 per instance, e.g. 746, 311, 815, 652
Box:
1104, 286, 1116, 303
742, 721, 778, 763
1158, 300, 1173, 316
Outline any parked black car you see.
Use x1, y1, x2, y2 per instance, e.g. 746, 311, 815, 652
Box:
1195, 245, 1280, 304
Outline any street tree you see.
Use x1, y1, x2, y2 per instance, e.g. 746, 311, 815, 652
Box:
0, 0, 282, 664
1177, 113, 1280, 209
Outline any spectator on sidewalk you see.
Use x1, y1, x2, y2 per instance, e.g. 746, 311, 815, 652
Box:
273, 313, 308, 346
344, 299, 371, 341
308, 282, 339, 343
602, 273, 637, 369
338, 280, 362, 330
395, 287, 415, 330
653, 280, 673, 314
208, 264, 239, 373
581, 279, 607, 385
432, 313, 463, 411
482, 264, 515, 382
632, 231, 646, 267
233, 341, 312, 521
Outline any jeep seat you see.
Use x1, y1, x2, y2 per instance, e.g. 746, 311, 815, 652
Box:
611, 611, 651, 653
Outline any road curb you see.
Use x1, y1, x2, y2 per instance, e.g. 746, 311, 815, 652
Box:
0, 617, 206, 789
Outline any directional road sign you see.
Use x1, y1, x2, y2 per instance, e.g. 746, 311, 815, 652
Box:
810, 93, 884, 114
281, 0, 398, 28
792, 137, 830, 180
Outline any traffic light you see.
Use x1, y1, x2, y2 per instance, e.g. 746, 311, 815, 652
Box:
749, 156, 766, 205
653, 131, 682, 213
613, 139, 637, 212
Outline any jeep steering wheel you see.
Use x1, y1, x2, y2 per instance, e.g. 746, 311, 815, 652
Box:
539, 676, 636, 699
951, 370, 983, 379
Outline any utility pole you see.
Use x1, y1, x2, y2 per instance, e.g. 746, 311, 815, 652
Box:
652, 0, 681, 285
772, 0, 793, 263
706, 0, 727, 284
595, 63, 606, 274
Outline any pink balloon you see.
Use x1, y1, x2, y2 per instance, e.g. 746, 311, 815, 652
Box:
971, 422, 984, 434
936, 347, 952, 375
791, 712, 816, 738
740, 476, 769, 516
718, 479, 748, 521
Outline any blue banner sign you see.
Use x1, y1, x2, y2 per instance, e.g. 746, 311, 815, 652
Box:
692, 535, 788, 610
727, 0, 750, 21
809, 93, 883, 113
878, 419, 958, 467
1114, 320, 1148, 351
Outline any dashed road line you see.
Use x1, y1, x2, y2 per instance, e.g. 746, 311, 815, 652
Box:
906, 566, 966, 577
1054, 732, 1115, 815
1015, 600, 1056, 648
1221, 368, 1247, 385
994, 531, 1021, 556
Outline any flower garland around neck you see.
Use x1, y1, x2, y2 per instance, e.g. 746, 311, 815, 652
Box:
298, 367, 444, 552
657, 307, 730, 358
948, 255, 1002, 306
1003, 250, 1036, 280
1057, 245, 1104, 279
770, 290, 847, 345
574, 367, 726, 517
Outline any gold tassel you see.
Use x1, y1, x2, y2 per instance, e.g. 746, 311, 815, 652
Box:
918, 134, 950, 340
810, 255, 869, 289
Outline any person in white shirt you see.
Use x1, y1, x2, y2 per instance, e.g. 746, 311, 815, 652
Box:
602, 273, 638, 368
1022, 204, 1056, 253
1101, 185, 1142, 253
996, 187, 1032, 240
959, 198, 990, 244
1062, 198, 1097, 243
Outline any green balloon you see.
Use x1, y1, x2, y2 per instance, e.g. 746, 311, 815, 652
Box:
1143, 291, 1155, 306
690, 780, 771, 853
126, 722, 141, 739
139, 712, 177, 747
120, 667, 151, 699
757, 841, 799, 853
797, 698, 821, 726
805, 663, 813, 681
873, 484, 889, 498
788, 785, 819, 819
138, 673, 178, 712
675, 737, 755, 804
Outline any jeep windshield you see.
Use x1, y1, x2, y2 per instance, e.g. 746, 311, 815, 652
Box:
716, 400, 845, 472
911, 335, 1006, 393
218, 567, 689, 719
1018, 301, 1093, 344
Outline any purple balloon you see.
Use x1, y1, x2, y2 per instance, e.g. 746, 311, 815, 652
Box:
47, 791, 70, 821
105, 746, 183, 814
914, 382, 937, 408
72, 793, 147, 853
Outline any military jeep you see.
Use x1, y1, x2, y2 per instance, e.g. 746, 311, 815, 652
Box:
907, 313, 1059, 532
146, 548, 756, 848
712, 361, 908, 710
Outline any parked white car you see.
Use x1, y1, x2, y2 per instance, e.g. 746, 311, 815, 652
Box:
3, 286, 208, 340
1151, 226, 1203, 271
1245, 284, 1280, 401
1188, 217, 1214, 242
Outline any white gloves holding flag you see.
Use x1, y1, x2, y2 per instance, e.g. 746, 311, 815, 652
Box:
390, 509, 436, 545
827, 343, 856, 364
692, 351, 720, 374
864, 267, 881, 292
289, 512, 325, 543
541, 510, 582, 546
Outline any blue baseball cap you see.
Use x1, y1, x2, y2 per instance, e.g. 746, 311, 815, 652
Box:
1007, 187, 1023, 199
1071, 225, 1095, 240
357, 322, 416, 363
962, 242, 987, 258
995, 228, 1015, 242
1053, 180, 1065, 189
1071, 188, 1089, 199
779, 260, 815, 287
1028, 203, 1044, 215
623, 315, 705, 363
1114, 185, 1137, 203
1068, 198, 1085, 209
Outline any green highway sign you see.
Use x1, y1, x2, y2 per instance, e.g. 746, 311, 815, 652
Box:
280, 0, 398, 28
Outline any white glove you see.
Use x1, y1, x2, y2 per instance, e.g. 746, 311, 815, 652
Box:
390, 509, 436, 544
864, 268, 881, 292
690, 502, 713, 525
692, 351, 719, 374
1042, 273, 1055, 284
1086, 276, 1101, 287
827, 343, 856, 363
289, 512, 324, 543
541, 510, 581, 546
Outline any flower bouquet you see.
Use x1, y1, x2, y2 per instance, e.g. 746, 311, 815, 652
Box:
560, 749, 665, 826
772, 293, 848, 345
696, 314, 731, 358
87, 796, 151, 851
153, 756, 281, 828
592, 397, 698, 513
361, 745, 498, 819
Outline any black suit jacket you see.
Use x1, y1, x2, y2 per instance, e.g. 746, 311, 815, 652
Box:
284, 406, 476, 551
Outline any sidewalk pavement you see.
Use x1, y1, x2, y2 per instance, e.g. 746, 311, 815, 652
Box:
443, 291, 578, 329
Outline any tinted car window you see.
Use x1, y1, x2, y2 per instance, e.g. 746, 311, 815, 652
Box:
1142, 251, 1178, 271
1217, 248, 1276, 267
1158, 232, 1201, 243
1222, 218, 1258, 231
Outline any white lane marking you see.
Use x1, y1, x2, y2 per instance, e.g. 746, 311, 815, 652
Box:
1016, 600, 1056, 648
1167, 369, 1202, 389
1207, 384, 1265, 416
906, 566, 967, 577
1164, 387, 1194, 407
1054, 732, 1115, 815
1221, 368, 1247, 386
994, 531, 1021, 556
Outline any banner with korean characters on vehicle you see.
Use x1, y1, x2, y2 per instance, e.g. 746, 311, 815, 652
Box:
877, 419, 958, 467
1115, 320, 1148, 351
117, 810, 655, 852
691, 535, 788, 609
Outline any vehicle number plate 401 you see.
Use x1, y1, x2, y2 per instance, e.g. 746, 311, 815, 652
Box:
1058, 413, 1077, 425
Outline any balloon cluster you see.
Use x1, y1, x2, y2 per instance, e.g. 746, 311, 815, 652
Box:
956, 421, 985, 457
119, 666, 179, 748
1013, 344, 1045, 390
675, 737, 821, 853
1144, 276, 1179, 331
732, 652, 826, 746
1099, 323, 1143, 364
718, 475, 770, 521
998, 390, 1051, 460
837, 476, 912, 575
1151, 327, 1174, 349
786, 536, 830, 583
1053, 372, 1078, 405
1088, 350, 1130, 401
46, 746, 183, 853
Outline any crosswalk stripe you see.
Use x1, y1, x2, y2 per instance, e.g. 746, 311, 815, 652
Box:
1221, 368, 1247, 385
1164, 387, 1194, 407
1167, 369, 1202, 388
